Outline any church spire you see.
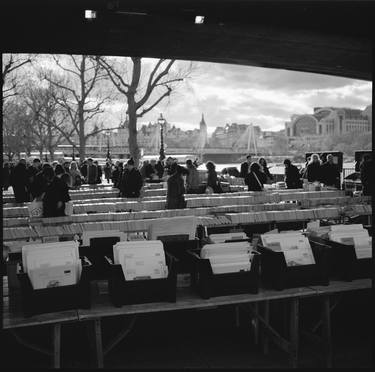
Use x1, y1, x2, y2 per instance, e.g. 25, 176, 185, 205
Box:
200, 113, 206, 127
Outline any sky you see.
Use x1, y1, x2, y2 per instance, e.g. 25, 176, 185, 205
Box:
8, 54, 372, 136
106, 58, 372, 135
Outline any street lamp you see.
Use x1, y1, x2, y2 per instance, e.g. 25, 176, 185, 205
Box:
105, 130, 111, 161
72, 143, 75, 161
158, 113, 166, 161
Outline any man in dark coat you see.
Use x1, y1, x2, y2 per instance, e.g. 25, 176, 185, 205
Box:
320, 154, 340, 188
94, 161, 102, 183
10, 159, 30, 203
112, 162, 123, 189
80, 160, 88, 178
240, 154, 252, 178
85, 158, 98, 184
103, 162, 112, 183
166, 163, 186, 209
42, 166, 71, 217
360, 154, 373, 196
26, 158, 42, 198
155, 160, 164, 179
29, 163, 51, 200
284, 159, 302, 189
3, 163, 11, 190
304, 154, 322, 183
119, 158, 143, 198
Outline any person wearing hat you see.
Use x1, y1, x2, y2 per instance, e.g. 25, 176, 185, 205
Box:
119, 158, 143, 198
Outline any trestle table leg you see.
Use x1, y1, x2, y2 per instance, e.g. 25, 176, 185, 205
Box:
235, 305, 240, 327
253, 303, 259, 345
53, 323, 61, 368
261, 300, 270, 355
289, 298, 299, 368
94, 319, 104, 368
322, 296, 333, 367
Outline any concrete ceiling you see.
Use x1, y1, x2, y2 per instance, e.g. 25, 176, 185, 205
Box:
1, 0, 373, 80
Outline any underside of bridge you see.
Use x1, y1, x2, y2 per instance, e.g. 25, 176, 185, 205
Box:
1, 0, 373, 81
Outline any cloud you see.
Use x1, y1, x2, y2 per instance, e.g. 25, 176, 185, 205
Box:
21, 54, 372, 133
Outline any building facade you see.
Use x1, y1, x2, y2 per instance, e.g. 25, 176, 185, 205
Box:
285, 105, 372, 138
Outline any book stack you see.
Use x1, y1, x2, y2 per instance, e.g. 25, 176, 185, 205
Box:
200, 241, 253, 274
329, 224, 372, 259
3, 206, 28, 218
22, 241, 81, 289
113, 240, 168, 280
148, 216, 197, 240
260, 231, 316, 267
209, 232, 248, 243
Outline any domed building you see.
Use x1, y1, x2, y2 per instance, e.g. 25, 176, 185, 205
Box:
285, 105, 372, 139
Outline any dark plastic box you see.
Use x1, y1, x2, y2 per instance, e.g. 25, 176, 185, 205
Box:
79, 236, 121, 280
187, 249, 260, 299
257, 242, 329, 290
107, 252, 177, 307
16, 257, 92, 317
308, 236, 372, 281
158, 235, 200, 273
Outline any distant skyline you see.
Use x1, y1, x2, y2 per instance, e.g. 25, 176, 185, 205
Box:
7, 54, 373, 135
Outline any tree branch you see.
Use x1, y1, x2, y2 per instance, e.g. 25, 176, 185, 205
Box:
136, 86, 172, 117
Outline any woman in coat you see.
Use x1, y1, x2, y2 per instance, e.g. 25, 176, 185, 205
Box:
119, 158, 143, 198
166, 163, 187, 209
245, 162, 267, 191
206, 161, 222, 193
42, 167, 71, 217
258, 157, 274, 184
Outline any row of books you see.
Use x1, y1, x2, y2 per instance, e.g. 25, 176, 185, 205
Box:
3, 203, 371, 241
4, 191, 347, 218
22, 241, 81, 290
114, 240, 168, 280
2, 200, 316, 228
226, 207, 341, 224
201, 241, 253, 274
260, 231, 316, 267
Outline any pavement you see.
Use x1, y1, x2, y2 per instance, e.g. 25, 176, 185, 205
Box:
1, 289, 372, 369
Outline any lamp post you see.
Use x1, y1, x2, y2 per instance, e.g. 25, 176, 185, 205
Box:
72, 143, 75, 161
158, 113, 166, 161
105, 130, 111, 161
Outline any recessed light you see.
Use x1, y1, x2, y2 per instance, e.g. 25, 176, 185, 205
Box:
195, 15, 205, 24
85, 10, 97, 19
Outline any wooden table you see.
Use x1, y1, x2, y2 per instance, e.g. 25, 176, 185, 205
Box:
2, 278, 371, 369
2, 288, 79, 368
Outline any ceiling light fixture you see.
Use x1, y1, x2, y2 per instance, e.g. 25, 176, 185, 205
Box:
195, 16, 205, 24
85, 10, 97, 20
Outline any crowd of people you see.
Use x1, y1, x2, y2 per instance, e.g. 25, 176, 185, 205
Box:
2, 152, 372, 216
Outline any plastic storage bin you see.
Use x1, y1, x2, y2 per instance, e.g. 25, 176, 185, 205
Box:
188, 249, 260, 299
16, 257, 92, 317
308, 236, 372, 281
107, 252, 177, 307
256, 243, 329, 290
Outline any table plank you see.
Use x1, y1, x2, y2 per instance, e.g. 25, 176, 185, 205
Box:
307, 279, 372, 295
77, 286, 318, 321
2, 296, 79, 329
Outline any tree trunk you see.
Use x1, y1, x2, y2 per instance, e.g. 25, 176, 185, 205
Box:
49, 148, 55, 161
127, 98, 140, 167
78, 104, 86, 162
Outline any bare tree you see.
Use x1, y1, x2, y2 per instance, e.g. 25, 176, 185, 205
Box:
2, 54, 33, 102
96, 56, 193, 165
43, 55, 115, 161
24, 82, 71, 160
3, 100, 33, 160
